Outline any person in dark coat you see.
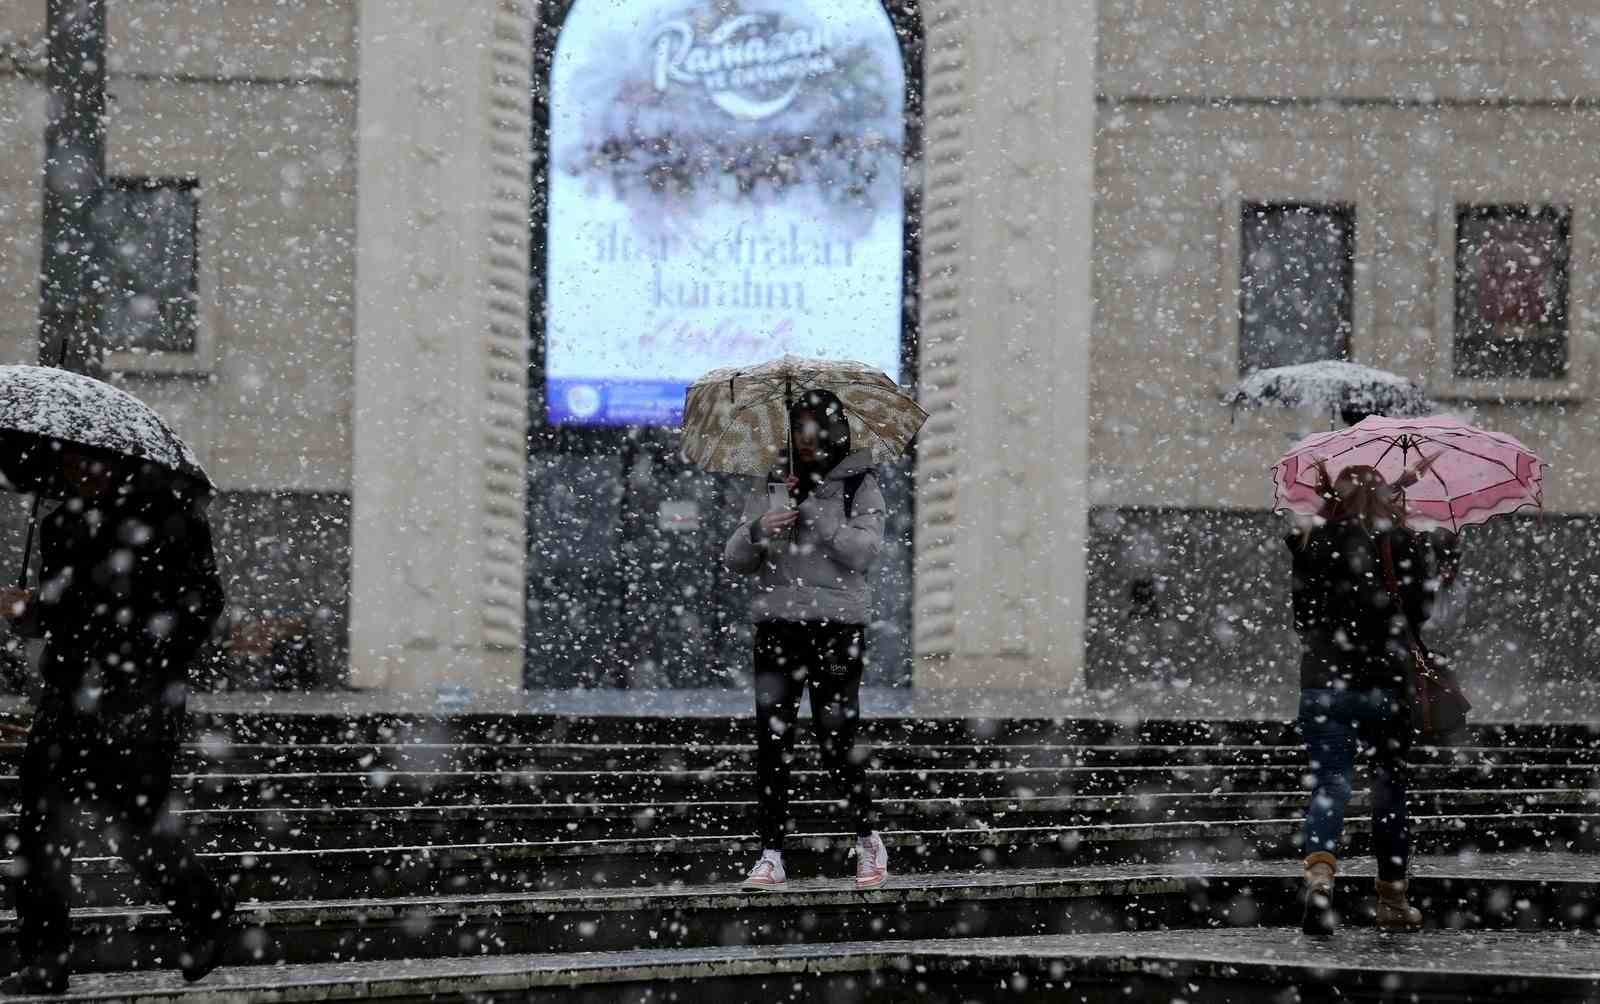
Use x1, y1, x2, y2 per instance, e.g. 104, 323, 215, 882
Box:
724, 390, 889, 891
0, 449, 233, 994
1287, 460, 1445, 937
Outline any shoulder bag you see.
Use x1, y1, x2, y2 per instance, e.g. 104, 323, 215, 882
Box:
1378, 534, 1471, 738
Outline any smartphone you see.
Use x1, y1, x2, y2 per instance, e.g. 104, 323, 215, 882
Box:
767, 481, 791, 512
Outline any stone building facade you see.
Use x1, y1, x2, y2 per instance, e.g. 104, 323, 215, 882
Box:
0, 0, 359, 686
1086, 1, 1600, 715
0, 1, 1593, 709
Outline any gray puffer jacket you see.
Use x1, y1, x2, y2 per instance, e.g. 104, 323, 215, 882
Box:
723, 450, 886, 625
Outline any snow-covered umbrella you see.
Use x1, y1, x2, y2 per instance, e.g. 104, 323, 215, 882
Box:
1272, 415, 1544, 533
681, 355, 926, 477
1225, 360, 1435, 427
0, 365, 212, 590
0, 365, 211, 492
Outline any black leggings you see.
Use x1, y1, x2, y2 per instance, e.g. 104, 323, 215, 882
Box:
14, 694, 232, 966
753, 621, 877, 849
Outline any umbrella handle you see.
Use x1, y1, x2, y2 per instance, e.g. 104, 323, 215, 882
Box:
16, 336, 70, 589
15, 494, 39, 592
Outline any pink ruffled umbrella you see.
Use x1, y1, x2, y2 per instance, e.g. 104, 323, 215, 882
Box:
1273, 415, 1544, 532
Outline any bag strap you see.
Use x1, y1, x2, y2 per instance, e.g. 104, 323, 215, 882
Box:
1377, 533, 1431, 734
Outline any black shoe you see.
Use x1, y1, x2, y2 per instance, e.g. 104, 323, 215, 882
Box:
0, 961, 67, 996
1301, 888, 1338, 937
180, 888, 238, 984
179, 928, 229, 984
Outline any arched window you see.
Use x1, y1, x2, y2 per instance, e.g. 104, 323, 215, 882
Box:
536, 0, 916, 427
527, 0, 921, 688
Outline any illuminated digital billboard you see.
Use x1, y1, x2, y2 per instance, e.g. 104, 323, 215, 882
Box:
546, 0, 906, 426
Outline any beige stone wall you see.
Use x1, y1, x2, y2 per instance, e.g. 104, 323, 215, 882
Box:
349, 0, 530, 694
1101, 0, 1600, 103
0, 77, 46, 370
1093, 2, 1600, 515
106, 0, 355, 81
0, 1, 357, 493
913, 0, 1097, 687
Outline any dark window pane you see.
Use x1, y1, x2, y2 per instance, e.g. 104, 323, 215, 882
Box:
1454, 204, 1569, 381
95, 181, 199, 354
1238, 202, 1354, 374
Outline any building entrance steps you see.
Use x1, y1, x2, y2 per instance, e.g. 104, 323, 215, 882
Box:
0, 709, 1593, 999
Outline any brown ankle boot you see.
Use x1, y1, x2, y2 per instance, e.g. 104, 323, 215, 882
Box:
1375, 879, 1422, 931
1301, 852, 1337, 936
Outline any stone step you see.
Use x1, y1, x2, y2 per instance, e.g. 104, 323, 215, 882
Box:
21, 810, 1598, 905
13, 709, 1595, 753
6, 740, 1592, 774
29, 926, 1600, 1002
183, 713, 1319, 748
1, 760, 1588, 812
9, 788, 1592, 856
7, 853, 1598, 977
0, 866, 1185, 975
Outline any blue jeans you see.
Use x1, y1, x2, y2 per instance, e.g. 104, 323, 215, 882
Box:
1298, 687, 1412, 881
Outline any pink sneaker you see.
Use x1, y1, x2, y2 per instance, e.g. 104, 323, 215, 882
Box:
855, 833, 888, 890
743, 851, 787, 891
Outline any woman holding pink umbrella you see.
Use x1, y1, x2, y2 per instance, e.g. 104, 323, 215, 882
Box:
1287, 460, 1436, 937
1273, 416, 1544, 938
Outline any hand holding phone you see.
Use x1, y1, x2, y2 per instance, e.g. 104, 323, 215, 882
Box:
758, 510, 799, 536
759, 481, 798, 539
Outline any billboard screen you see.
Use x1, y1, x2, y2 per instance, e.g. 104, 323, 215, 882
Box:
545, 0, 906, 426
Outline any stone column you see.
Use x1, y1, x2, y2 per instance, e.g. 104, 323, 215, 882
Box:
350, 1, 532, 695
914, 0, 1097, 690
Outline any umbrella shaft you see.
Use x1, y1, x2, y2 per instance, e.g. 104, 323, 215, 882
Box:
16, 495, 40, 591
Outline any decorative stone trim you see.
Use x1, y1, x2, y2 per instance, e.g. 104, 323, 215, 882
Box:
913, 0, 969, 662
483, 0, 534, 651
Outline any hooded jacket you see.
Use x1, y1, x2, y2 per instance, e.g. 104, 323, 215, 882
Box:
724, 449, 886, 625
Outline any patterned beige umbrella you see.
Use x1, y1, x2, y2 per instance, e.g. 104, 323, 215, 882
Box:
681, 355, 928, 476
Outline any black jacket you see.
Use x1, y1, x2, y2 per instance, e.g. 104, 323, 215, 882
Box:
34, 487, 225, 715
1286, 521, 1436, 691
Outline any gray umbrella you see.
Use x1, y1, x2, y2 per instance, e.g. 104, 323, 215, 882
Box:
1224, 360, 1435, 427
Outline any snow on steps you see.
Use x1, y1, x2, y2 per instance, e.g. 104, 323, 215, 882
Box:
21, 926, 1600, 1002
6, 854, 1599, 978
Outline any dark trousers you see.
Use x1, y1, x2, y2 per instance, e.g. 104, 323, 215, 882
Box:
753, 621, 877, 850
1298, 687, 1413, 881
14, 693, 232, 968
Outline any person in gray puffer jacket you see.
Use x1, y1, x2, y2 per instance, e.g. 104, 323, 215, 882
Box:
724, 389, 889, 892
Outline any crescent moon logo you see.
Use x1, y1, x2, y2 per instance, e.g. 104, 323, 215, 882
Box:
649, 11, 835, 122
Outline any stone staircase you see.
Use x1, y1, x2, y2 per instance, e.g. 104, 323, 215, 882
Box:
0, 710, 1596, 1001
